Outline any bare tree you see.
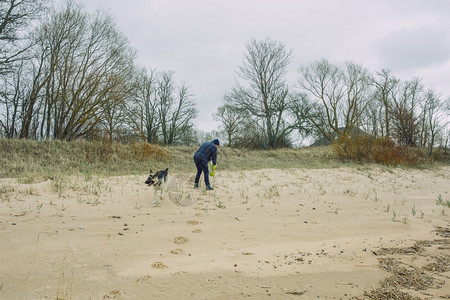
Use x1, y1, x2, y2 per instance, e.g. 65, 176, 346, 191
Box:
226, 38, 294, 148
18, 40, 50, 139
213, 101, 248, 147
343, 62, 372, 130
298, 59, 372, 142
359, 96, 383, 138
99, 81, 134, 142
156, 71, 198, 145
298, 59, 344, 142
20, 1, 135, 140
157, 71, 175, 144
0, 0, 48, 138
389, 78, 423, 147
287, 91, 315, 138
372, 69, 399, 138
127, 67, 159, 143
0, 60, 25, 137
0, 0, 48, 74
421, 89, 448, 155
167, 83, 197, 145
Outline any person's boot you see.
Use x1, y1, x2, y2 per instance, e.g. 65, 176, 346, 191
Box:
194, 183, 199, 188
206, 185, 214, 191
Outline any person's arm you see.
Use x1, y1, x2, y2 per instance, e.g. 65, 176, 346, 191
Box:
211, 147, 217, 165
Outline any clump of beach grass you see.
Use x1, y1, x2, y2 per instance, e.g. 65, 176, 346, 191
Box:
436, 194, 450, 208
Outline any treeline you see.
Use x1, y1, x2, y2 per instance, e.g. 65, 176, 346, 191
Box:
1, 1, 449, 154
215, 39, 450, 155
0, 0, 198, 144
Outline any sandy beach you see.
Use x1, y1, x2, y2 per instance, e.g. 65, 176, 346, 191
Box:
1, 166, 449, 299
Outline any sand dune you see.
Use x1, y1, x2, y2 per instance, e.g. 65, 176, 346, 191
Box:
0, 166, 449, 299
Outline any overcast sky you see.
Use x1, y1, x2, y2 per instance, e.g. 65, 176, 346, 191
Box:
54, 0, 450, 132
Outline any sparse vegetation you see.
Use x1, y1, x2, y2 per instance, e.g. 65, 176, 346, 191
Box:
215, 199, 226, 209
0, 184, 14, 202
1, 136, 448, 183
343, 188, 356, 196
264, 185, 280, 200
436, 194, 450, 208
0, 138, 346, 181
61, 203, 70, 212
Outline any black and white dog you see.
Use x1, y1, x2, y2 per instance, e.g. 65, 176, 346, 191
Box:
145, 168, 169, 205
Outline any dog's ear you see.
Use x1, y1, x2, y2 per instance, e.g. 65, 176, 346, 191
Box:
165, 168, 169, 172
149, 169, 152, 174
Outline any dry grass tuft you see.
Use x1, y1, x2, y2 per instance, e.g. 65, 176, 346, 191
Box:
358, 229, 450, 299
361, 288, 422, 300
372, 240, 432, 256
435, 226, 450, 238
378, 259, 444, 291
130, 141, 169, 162
422, 256, 450, 273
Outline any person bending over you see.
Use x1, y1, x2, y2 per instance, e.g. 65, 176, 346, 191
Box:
193, 139, 219, 190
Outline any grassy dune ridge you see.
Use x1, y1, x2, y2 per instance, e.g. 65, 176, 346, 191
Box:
0, 138, 448, 181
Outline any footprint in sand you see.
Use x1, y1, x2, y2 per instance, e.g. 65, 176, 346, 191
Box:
151, 262, 167, 269
170, 248, 184, 255
103, 290, 123, 298
174, 236, 189, 244
187, 220, 200, 225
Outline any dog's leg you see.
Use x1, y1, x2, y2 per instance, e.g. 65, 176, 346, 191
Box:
153, 188, 158, 204
160, 183, 165, 200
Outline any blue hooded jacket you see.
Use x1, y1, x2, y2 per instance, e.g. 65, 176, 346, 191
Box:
194, 140, 218, 165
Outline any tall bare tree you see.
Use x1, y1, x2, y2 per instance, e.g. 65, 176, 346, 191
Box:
287, 91, 315, 139
372, 69, 399, 138
0, 59, 25, 137
156, 71, 198, 145
343, 62, 372, 129
226, 38, 294, 148
359, 96, 383, 138
389, 78, 423, 147
98, 80, 134, 142
298, 59, 344, 141
298, 59, 372, 142
20, 1, 135, 140
213, 101, 248, 147
421, 89, 448, 155
127, 67, 159, 143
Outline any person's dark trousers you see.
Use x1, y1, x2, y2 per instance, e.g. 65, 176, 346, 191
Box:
194, 155, 210, 187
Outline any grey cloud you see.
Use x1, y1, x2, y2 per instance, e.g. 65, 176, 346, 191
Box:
375, 28, 449, 71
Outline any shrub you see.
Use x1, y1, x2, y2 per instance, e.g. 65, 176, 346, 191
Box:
332, 134, 421, 166
130, 141, 169, 162
82, 138, 118, 163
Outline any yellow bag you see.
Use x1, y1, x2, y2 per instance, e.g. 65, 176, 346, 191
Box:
210, 164, 216, 176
